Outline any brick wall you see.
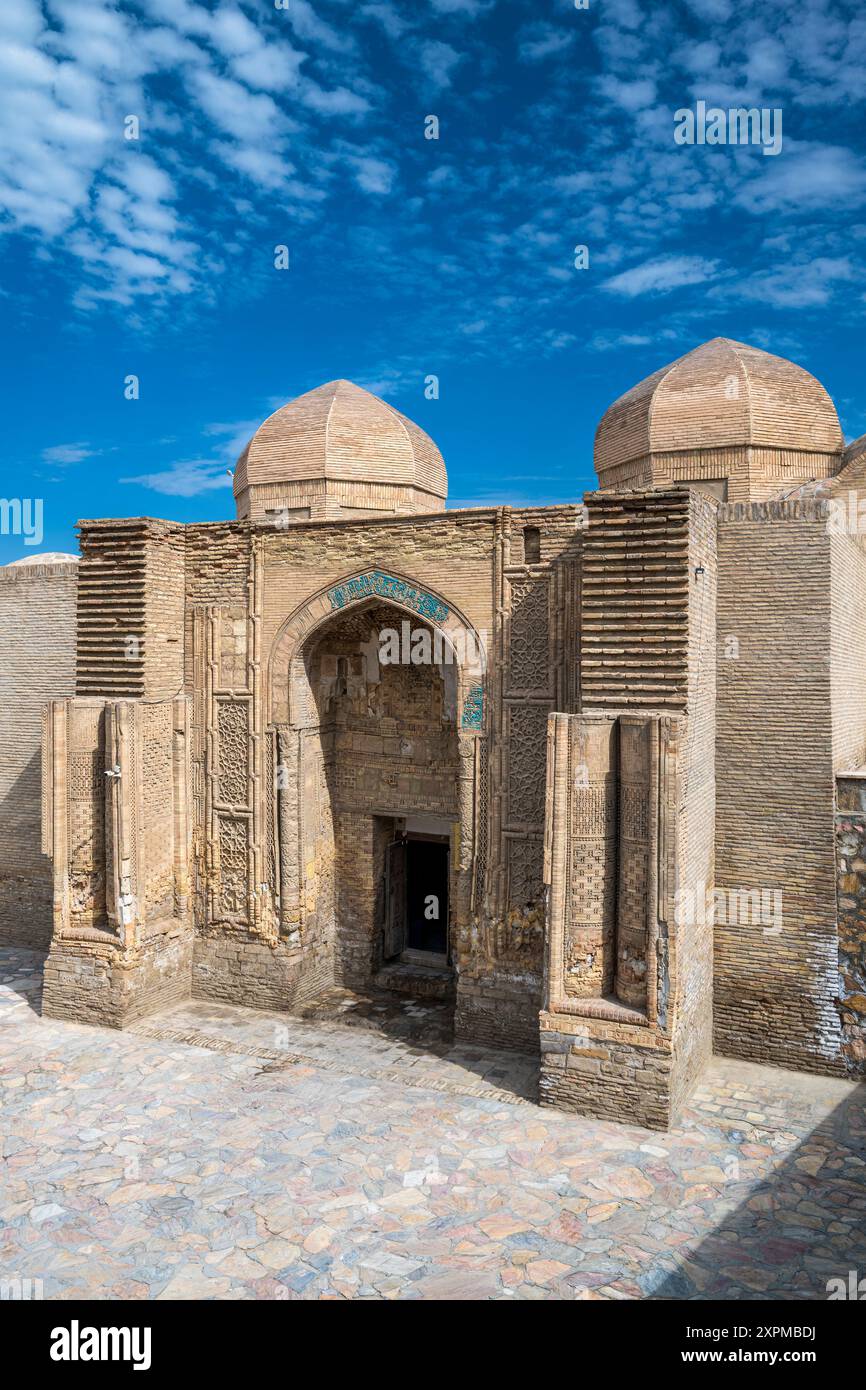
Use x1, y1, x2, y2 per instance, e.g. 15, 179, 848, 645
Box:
829, 531, 866, 771
254, 510, 500, 661
0, 561, 78, 948
715, 502, 842, 1073
43, 929, 193, 1028
835, 773, 866, 1072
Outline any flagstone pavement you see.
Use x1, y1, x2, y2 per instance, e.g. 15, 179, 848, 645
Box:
1, 947, 865, 1301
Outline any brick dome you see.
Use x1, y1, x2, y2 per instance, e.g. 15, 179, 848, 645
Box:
234, 379, 447, 523
594, 338, 845, 502
5, 553, 78, 566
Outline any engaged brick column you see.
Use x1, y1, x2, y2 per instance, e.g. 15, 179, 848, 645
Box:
42, 696, 193, 1028
540, 488, 717, 1130
541, 710, 683, 1129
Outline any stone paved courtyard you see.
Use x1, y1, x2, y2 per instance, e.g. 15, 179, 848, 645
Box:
1, 947, 865, 1301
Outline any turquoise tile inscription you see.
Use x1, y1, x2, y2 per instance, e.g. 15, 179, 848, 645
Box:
327, 570, 450, 623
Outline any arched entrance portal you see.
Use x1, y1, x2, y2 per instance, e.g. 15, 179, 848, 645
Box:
268, 571, 486, 993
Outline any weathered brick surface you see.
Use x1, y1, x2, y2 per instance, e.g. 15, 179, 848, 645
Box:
0, 561, 77, 948
454, 975, 541, 1053
539, 1019, 673, 1130
192, 931, 333, 1011
834, 773, 866, 1072
43, 928, 192, 1028
74, 518, 186, 703
714, 503, 849, 1074
672, 490, 717, 1115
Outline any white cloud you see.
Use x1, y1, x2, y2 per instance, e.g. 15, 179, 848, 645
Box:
0, 0, 44, 44
42, 442, 95, 465
553, 172, 595, 194
231, 44, 304, 92
518, 23, 574, 64
684, 0, 733, 19
745, 36, 788, 90
602, 0, 643, 29
597, 75, 658, 112
590, 331, 653, 352
64, 152, 199, 308
203, 418, 264, 460
47, 0, 134, 76
603, 254, 721, 297
672, 39, 721, 76
416, 40, 463, 91
0, 41, 54, 86
728, 256, 857, 309
188, 70, 287, 143
211, 142, 294, 192
209, 5, 264, 59
347, 155, 396, 195
299, 81, 370, 117
736, 145, 866, 215
120, 157, 175, 205
122, 461, 233, 498
206, 4, 306, 91
138, 0, 212, 39
361, 3, 409, 40
287, 0, 356, 53
0, 15, 110, 237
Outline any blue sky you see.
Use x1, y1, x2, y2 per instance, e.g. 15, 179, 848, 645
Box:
2, 0, 865, 560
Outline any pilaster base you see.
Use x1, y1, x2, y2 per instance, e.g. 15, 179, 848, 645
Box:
42, 925, 192, 1029
539, 1010, 675, 1130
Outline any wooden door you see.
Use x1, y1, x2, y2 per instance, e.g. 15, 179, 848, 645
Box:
384, 838, 407, 959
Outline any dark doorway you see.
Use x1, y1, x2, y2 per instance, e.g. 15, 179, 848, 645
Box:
384, 835, 449, 961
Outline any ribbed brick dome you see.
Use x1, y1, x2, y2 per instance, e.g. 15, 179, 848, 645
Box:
234, 380, 447, 522
594, 338, 844, 502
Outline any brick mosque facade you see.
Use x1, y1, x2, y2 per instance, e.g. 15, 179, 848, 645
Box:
3, 338, 866, 1130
